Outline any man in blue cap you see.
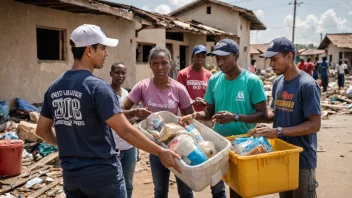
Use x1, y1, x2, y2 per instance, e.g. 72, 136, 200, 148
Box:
252, 37, 321, 198
177, 45, 213, 112
180, 38, 268, 198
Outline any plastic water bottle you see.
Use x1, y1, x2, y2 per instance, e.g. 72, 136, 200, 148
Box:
168, 135, 208, 166
26, 177, 43, 188
185, 124, 204, 143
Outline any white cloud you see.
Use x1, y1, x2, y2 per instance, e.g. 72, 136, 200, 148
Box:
349, 11, 352, 15
141, 5, 150, 12
252, 9, 352, 45
155, 4, 172, 14
255, 10, 264, 21
169, 0, 194, 8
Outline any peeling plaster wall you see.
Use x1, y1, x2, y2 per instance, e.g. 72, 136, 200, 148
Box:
0, 0, 136, 108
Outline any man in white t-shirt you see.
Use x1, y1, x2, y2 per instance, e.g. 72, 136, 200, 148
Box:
336, 60, 347, 90
110, 62, 136, 198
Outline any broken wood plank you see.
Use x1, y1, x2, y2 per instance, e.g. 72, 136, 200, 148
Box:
26, 152, 59, 172
27, 179, 62, 198
321, 103, 347, 110
0, 169, 50, 194
336, 97, 352, 104
1, 165, 51, 185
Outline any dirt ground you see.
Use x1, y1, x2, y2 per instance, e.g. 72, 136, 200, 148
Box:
132, 114, 352, 198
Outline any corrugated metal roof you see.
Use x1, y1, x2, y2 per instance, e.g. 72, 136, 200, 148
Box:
169, 0, 266, 30
300, 49, 325, 56
14, 0, 236, 36
318, 33, 352, 49
100, 0, 236, 36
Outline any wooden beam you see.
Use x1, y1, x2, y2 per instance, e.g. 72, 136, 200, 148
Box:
59, 0, 133, 20
0, 169, 51, 194
27, 179, 62, 198
26, 152, 59, 172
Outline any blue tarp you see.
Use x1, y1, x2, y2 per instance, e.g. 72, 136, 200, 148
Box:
16, 98, 39, 112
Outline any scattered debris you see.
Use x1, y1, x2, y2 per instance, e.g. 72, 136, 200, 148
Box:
27, 179, 61, 198
143, 179, 153, 184
317, 146, 327, 152
26, 178, 43, 188
340, 155, 345, 158
18, 121, 41, 142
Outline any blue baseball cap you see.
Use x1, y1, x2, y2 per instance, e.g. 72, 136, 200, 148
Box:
206, 38, 239, 56
260, 37, 296, 58
192, 45, 208, 54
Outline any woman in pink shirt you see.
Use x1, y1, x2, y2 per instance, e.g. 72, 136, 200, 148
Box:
121, 46, 195, 198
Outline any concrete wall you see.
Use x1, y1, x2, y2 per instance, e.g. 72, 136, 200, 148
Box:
174, 2, 240, 34
0, 0, 136, 108
251, 54, 269, 70
237, 16, 251, 69
135, 28, 166, 82
326, 43, 352, 68
172, 2, 251, 69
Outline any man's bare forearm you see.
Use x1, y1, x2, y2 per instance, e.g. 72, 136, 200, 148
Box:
281, 116, 321, 136
35, 116, 57, 146
238, 111, 268, 123
36, 127, 57, 146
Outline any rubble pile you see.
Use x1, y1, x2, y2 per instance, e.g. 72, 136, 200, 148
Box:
320, 75, 352, 119
258, 70, 352, 120
0, 100, 62, 198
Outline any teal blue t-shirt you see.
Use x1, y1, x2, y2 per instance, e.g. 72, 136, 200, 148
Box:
204, 70, 267, 136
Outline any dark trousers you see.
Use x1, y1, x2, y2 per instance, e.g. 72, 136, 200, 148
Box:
279, 169, 318, 198
338, 74, 345, 88
321, 76, 329, 92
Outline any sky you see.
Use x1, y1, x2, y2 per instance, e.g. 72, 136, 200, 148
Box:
107, 0, 352, 46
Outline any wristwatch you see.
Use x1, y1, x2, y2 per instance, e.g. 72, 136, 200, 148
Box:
234, 113, 240, 122
277, 127, 283, 137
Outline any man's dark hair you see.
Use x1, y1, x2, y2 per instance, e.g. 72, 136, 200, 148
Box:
251, 59, 256, 65
111, 62, 125, 71
307, 58, 311, 62
70, 40, 98, 60
322, 56, 327, 61
282, 52, 296, 62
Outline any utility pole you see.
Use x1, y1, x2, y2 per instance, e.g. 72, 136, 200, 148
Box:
289, 0, 303, 43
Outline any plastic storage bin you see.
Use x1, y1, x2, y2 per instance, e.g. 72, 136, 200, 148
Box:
223, 136, 303, 198
138, 111, 231, 192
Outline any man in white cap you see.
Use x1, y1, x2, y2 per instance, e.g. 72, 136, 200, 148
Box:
35, 24, 181, 198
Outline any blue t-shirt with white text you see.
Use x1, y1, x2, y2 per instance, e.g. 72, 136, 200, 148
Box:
271, 71, 321, 169
41, 70, 123, 186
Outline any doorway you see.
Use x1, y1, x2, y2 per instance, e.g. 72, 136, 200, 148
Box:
180, 45, 187, 70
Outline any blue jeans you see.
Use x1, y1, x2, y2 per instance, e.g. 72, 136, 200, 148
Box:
211, 180, 226, 198
150, 154, 226, 198
150, 154, 193, 198
118, 147, 137, 198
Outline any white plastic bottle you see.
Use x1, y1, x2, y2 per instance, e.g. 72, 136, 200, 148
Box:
168, 135, 208, 166
185, 124, 204, 143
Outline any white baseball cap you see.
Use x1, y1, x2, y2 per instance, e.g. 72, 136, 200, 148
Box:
70, 24, 119, 47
